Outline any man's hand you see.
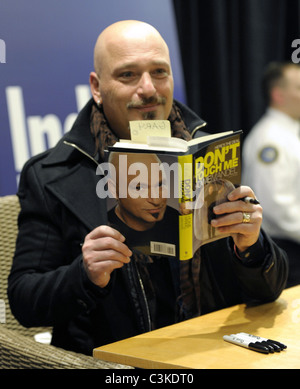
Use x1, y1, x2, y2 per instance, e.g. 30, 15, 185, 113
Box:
211, 186, 263, 252
82, 225, 132, 288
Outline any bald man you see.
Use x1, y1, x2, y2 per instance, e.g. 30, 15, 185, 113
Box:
90, 21, 174, 138
106, 151, 179, 262
108, 152, 169, 231
9, 21, 288, 355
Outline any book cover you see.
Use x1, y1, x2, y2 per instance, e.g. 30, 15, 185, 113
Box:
99, 121, 242, 260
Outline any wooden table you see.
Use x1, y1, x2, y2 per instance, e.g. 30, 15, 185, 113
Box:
93, 286, 300, 369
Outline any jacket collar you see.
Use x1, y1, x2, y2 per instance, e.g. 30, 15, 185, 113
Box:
41, 99, 97, 166
174, 100, 207, 137
45, 162, 107, 230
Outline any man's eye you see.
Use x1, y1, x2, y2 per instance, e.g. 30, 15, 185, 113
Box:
138, 184, 148, 191
120, 71, 134, 79
153, 68, 168, 77
129, 183, 147, 191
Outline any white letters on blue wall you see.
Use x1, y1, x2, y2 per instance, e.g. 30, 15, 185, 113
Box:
0, 0, 185, 195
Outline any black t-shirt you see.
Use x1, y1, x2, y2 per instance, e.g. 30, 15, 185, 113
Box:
108, 206, 180, 328
108, 205, 179, 255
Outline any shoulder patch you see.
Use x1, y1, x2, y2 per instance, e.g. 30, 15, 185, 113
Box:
258, 146, 278, 164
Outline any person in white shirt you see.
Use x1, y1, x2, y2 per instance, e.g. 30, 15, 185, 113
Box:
243, 62, 300, 287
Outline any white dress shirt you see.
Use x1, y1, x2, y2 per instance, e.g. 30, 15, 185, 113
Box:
243, 108, 300, 243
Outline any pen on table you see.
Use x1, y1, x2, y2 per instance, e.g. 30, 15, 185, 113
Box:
223, 334, 269, 354
236, 333, 276, 353
237, 332, 287, 351
241, 196, 260, 205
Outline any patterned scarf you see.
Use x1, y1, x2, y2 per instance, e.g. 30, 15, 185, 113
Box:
90, 101, 201, 325
89, 102, 192, 159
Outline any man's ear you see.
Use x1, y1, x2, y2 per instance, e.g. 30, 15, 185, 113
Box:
89, 71, 103, 105
271, 86, 285, 106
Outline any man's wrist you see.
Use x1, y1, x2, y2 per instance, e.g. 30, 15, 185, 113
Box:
233, 234, 266, 265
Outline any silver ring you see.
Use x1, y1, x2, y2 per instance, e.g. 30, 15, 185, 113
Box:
242, 212, 251, 223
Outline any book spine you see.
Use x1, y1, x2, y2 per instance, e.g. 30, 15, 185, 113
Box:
178, 154, 193, 261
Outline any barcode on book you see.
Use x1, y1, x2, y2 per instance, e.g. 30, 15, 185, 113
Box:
150, 241, 176, 256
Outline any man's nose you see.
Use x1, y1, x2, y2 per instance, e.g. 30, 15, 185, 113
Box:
148, 196, 161, 205
148, 187, 165, 204
137, 72, 156, 97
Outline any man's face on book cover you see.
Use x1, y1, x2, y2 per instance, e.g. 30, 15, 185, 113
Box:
113, 153, 168, 231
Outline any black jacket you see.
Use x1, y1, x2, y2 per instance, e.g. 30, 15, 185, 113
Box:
8, 99, 288, 355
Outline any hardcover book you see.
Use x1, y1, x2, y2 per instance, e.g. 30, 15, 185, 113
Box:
99, 120, 242, 260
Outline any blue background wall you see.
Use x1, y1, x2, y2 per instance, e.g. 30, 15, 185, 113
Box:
0, 0, 185, 195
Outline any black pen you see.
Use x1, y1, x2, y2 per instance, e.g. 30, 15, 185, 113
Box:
237, 332, 287, 350
223, 335, 269, 354
236, 333, 277, 352
241, 196, 260, 205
